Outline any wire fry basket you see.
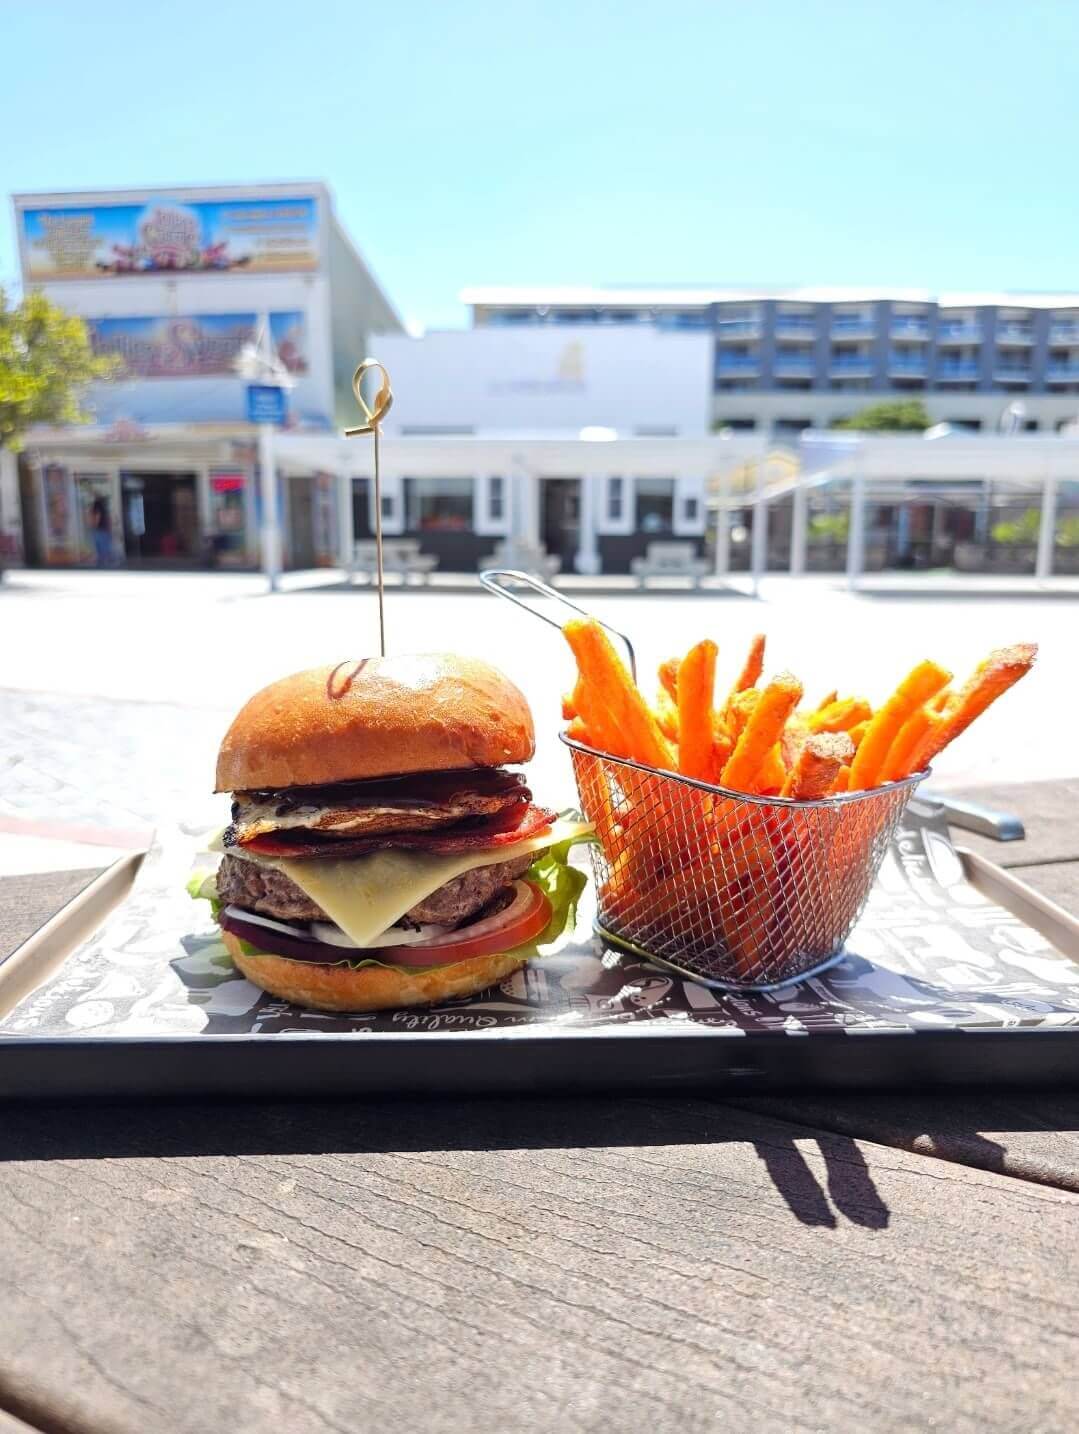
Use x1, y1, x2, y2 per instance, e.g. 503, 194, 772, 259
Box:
565, 735, 923, 989
479, 569, 927, 991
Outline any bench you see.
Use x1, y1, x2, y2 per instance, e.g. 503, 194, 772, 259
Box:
478, 540, 561, 581
630, 540, 709, 588
353, 539, 438, 585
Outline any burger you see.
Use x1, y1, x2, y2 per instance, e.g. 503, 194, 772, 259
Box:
191, 653, 590, 1012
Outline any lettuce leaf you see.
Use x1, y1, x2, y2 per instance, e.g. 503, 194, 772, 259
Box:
187, 819, 595, 974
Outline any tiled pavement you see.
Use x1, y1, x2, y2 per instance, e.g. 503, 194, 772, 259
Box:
1, 568, 1076, 874
0, 690, 228, 860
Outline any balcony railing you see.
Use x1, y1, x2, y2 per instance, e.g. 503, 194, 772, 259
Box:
716, 353, 761, 374
994, 364, 1032, 382
829, 356, 875, 375
715, 319, 762, 340
1049, 322, 1079, 344
889, 355, 928, 376
938, 323, 982, 344
772, 355, 816, 376
1047, 363, 1079, 381
936, 360, 980, 380
996, 324, 1035, 345
774, 317, 817, 339
831, 318, 876, 338
890, 319, 930, 340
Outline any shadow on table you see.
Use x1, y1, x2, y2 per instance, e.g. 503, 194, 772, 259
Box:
750, 1128, 890, 1230
0, 1094, 895, 1227
733, 1091, 1079, 1196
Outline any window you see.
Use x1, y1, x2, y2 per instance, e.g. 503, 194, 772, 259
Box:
636, 478, 675, 534
404, 478, 473, 531
608, 477, 624, 522
489, 477, 505, 521
381, 492, 393, 520
684, 496, 700, 522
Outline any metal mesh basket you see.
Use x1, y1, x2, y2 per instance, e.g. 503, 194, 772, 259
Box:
564, 734, 925, 990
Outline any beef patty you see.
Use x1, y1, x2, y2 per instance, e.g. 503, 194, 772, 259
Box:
217, 852, 533, 929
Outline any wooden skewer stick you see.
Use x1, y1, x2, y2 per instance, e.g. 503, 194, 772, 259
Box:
344, 359, 394, 656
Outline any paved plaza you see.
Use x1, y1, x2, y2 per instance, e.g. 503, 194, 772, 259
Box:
1, 568, 1074, 873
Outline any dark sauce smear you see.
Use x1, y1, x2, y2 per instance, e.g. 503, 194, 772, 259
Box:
233, 767, 529, 819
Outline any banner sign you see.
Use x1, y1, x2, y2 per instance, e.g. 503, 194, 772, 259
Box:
88, 311, 308, 380
20, 196, 319, 280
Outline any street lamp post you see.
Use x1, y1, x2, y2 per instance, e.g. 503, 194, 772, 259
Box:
235, 323, 294, 593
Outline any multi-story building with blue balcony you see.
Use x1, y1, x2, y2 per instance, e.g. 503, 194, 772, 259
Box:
462, 287, 1079, 437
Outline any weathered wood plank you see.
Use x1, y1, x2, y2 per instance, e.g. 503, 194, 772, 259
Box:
0, 1408, 45, 1434
733, 1091, 1079, 1194
0, 870, 104, 964
0, 1098, 1077, 1434
949, 779, 1079, 867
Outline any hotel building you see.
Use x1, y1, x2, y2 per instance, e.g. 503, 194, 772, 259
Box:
463, 287, 1079, 438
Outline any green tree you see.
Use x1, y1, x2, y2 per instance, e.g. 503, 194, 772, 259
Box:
0, 288, 119, 450
809, 512, 849, 543
830, 400, 932, 432
991, 508, 1040, 545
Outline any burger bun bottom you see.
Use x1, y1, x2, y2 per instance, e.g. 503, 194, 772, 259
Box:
221, 928, 529, 1013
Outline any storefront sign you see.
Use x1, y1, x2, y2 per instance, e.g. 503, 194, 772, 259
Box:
20, 195, 319, 280
89, 311, 308, 380
246, 385, 288, 425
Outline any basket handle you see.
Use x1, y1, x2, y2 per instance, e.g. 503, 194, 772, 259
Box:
478, 569, 638, 681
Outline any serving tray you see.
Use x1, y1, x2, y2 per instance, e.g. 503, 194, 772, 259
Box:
1, 800, 1078, 1100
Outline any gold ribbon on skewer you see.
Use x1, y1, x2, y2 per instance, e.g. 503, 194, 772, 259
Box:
345, 359, 394, 657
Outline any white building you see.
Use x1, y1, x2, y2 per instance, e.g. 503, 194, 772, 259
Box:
463, 285, 1079, 438
14, 182, 401, 569
373, 325, 713, 438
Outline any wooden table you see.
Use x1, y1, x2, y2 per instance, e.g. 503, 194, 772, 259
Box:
1, 785, 1077, 1434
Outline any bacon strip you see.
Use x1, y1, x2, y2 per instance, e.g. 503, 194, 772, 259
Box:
236, 803, 558, 860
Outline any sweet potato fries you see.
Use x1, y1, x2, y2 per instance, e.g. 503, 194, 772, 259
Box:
562, 624, 1036, 799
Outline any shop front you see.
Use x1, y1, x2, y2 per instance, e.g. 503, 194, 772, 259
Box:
271, 432, 724, 579
21, 433, 259, 571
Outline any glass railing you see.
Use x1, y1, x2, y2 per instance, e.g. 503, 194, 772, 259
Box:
936, 361, 980, 379
829, 356, 875, 373
1049, 323, 1079, 344
938, 324, 982, 343
994, 365, 1032, 381
831, 318, 876, 336
889, 355, 928, 374
890, 320, 930, 340
774, 317, 817, 336
1048, 363, 1079, 380
996, 325, 1035, 344
772, 356, 816, 375
715, 319, 762, 338
716, 354, 761, 373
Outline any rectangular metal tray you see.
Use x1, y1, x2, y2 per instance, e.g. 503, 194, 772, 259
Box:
2, 800, 1078, 1100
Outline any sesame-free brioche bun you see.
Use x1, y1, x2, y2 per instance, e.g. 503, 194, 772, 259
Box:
215, 653, 534, 792
221, 928, 528, 1012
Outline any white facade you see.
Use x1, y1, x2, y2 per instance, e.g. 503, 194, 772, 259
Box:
371, 327, 713, 437
14, 181, 401, 432
274, 431, 757, 577
13, 182, 401, 569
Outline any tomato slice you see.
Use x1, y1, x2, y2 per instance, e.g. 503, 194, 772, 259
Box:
385, 881, 552, 966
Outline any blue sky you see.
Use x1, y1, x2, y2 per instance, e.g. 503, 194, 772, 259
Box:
3, 1, 1077, 328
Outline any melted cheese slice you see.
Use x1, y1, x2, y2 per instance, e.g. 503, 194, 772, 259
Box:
231, 817, 591, 948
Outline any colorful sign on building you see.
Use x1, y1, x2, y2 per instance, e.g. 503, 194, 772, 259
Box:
87, 311, 309, 380
19, 196, 319, 280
